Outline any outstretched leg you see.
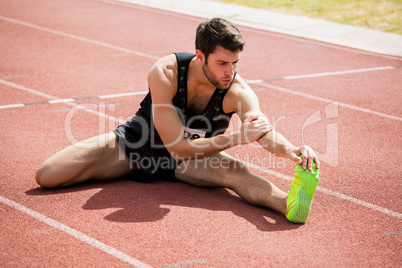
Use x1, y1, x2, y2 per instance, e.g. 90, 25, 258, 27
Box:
35, 132, 133, 188
174, 152, 288, 215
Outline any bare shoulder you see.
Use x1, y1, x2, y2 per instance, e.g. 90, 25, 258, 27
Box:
147, 54, 178, 101
223, 73, 259, 113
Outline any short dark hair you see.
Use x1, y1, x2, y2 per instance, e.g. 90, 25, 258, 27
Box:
195, 18, 245, 63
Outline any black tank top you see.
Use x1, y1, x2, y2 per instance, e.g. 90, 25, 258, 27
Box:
136, 52, 234, 144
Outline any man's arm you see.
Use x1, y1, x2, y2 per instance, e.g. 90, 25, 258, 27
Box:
257, 131, 320, 171
229, 76, 320, 171
148, 56, 270, 161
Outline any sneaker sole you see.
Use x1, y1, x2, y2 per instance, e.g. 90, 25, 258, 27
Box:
286, 160, 320, 223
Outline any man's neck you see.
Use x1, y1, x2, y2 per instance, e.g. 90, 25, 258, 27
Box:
188, 57, 215, 93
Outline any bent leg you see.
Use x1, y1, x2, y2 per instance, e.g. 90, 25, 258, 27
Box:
35, 132, 133, 188
174, 152, 288, 215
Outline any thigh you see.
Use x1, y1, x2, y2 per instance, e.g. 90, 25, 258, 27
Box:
81, 132, 134, 180
37, 132, 134, 187
174, 152, 246, 188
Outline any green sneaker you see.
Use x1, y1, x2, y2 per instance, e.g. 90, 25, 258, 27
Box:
286, 156, 320, 223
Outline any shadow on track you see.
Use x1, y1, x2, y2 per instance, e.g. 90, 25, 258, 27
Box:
26, 171, 300, 232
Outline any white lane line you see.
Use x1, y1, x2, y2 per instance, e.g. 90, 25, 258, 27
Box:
44, 108, 71, 113
283, 65, 398, 80
44, 103, 120, 114
245, 162, 402, 219
0, 103, 25, 109
0, 80, 148, 110
98, 92, 148, 99
253, 82, 402, 122
317, 187, 402, 219
2, 74, 401, 123
48, 98, 75, 104
165, 259, 205, 267
245, 65, 400, 83
0, 15, 159, 61
0, 79, 126, 124
2, 74, 29, 79
0, 195, 152, 268
383, 230, 402, 236
0, 78, 58, 101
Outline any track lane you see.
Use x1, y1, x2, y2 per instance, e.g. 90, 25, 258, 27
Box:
263, 68, 402, 118
1, 94, 400, 267
1, 0, 401, 267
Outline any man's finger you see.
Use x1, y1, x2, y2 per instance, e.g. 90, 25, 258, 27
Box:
244, 115, 259, 123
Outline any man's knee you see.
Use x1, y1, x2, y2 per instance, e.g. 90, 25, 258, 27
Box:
35, 160, 89, 189
35, 156, 80, 189
35, 162, 54, 188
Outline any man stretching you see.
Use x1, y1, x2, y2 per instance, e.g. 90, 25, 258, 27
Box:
36, 18, 321, 223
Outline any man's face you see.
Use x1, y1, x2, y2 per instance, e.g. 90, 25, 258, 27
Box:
201, 46, 240, 90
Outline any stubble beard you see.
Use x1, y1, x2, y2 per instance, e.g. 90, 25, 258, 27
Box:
202, 63, 231, 90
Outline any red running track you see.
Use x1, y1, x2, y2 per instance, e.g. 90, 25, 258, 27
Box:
0, 0, 401, 267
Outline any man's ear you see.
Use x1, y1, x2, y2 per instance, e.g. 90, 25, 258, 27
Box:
195, 50, 205, 63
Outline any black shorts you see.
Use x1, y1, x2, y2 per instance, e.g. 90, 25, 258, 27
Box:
113, 114, 179, 182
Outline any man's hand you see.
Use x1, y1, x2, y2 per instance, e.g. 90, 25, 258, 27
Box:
288, 145, 320, 171
236, 115, 273, 145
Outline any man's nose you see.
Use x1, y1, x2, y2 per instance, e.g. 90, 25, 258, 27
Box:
225, 64, 234, 76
